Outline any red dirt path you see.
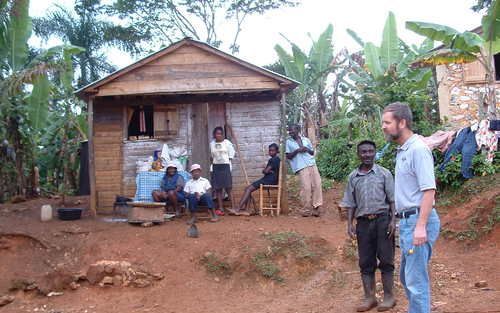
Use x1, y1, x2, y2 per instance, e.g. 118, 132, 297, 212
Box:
0, 184, 499, 313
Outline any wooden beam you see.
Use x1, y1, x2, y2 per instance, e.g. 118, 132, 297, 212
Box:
88, 96, 97, 216
280, 91, 289, 214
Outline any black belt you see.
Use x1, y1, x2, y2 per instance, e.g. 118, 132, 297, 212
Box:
357, 212, 387, 220
396, 209, 418, 219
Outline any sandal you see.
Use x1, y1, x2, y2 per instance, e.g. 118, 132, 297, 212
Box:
215, 209, 225, 216
227, 208, 240, 216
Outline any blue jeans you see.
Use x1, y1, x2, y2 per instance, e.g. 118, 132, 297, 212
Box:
399, 209, 440, 313
439, 127, 477, 179
187, 193, 214, 212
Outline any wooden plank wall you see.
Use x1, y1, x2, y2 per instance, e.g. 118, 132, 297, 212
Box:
226, 100, 281, 201
95, 45, 280, 96
93, 101, 123, 209
122, 104, 189, 197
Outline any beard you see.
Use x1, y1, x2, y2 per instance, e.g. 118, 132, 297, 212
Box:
384, 127, 402, 142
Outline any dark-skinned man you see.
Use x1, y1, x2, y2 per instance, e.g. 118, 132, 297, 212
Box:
285, 124, 323, 217
340, 140, 396, 312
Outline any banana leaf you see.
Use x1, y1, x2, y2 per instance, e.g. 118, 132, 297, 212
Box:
275, 44, 303, 82
406, 21, 459, 46
380, 12, 400, 70
346, 28, 365, 48
309, 24, 334, 76
364, 42, 383, 78
410, 48, 477, 68
482, 0, 500, 54
451, 31, 483, 53
28, 74, 50, 131
7, 0, 31, 71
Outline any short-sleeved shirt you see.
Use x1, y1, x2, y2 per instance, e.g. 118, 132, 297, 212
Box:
286, 136, 316, 173
210, 139, 235, 165
210, 139, 235, 171
184, 177, 211, 195
161, 173, 185, 192
340, 164, 395, 217
395, 134, 436, 212
263, 156, 280, 183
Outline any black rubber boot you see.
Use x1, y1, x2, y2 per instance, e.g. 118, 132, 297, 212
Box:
377, 272, 396, 311
357, 274, 377, 312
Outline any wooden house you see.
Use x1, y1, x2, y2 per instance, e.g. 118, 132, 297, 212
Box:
77, 38, 298, 213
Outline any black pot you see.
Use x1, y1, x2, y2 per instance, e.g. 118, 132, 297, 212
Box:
57, 208, 83, 221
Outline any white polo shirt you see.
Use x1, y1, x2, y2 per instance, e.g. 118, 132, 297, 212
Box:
184, 177, 211, 195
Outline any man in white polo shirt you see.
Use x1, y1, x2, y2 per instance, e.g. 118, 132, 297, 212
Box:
382, 102, 440, 313
185, 164, 218, 224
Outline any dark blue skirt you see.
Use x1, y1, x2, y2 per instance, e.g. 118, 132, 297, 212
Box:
211, 164, 232, 189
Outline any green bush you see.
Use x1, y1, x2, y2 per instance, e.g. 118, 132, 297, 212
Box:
317, 137, 355, 181
435, 154, 465, 190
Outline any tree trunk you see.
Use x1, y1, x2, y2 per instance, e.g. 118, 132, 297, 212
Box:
486, 75, 497, 120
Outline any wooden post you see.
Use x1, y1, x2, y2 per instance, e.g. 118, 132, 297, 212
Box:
279, 91, 289, 214
88, 96, 97, 216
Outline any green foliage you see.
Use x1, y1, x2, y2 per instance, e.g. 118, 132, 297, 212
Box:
251, 252, 283, 282
263, 231, 316, 259
33, 0, 147, 87
0, 0, 85, 199
200, 252, 233, 277
110, 0, 298, 54
472, 0, 493, 12
275, 24, 345, 126
317, 137, 353, 181
482, 0, 500, 53
472, 153, 497, 177
346, 12, 439, 134
435, 154, 465, 190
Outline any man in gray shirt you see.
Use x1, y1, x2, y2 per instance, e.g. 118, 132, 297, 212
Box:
382, 102, 440, 313
340, 140, 396, 312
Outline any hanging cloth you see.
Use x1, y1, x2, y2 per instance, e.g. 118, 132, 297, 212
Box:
139, 110, 146, 133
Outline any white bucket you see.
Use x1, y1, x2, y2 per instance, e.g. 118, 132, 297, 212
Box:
41, 204, 53, 222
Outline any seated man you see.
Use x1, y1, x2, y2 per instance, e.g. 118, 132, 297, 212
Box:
152, 163, 185, 217
184, 164, 219, 224
229, 143, 281, 216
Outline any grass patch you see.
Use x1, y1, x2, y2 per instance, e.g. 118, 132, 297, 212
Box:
341, 239, 358, 261
263, 231, 316, 259
251, 252, 283, 282
250, 231, 327, 282
200, 252, 232, 277
330, 270, 346, 288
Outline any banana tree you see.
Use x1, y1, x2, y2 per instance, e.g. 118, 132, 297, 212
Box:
345, 12, 438, 130
0, 0, 84, 198
275, 24, 347, 144
406, 0, 500, 119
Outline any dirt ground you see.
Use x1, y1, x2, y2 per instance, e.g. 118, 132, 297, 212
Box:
1, 177, 499, 313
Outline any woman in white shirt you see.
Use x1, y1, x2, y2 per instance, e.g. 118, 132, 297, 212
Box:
210, 126, 235, 215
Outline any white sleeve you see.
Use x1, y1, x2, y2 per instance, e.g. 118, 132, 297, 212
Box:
184, 181, 192, 194
227, 140, 236, 159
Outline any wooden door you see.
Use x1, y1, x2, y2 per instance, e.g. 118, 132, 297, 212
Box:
207, 102, 226, 139
191, 103, 210, 174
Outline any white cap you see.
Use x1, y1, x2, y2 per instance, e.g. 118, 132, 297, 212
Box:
166, 162, 177, 169
190, 164, 202, 172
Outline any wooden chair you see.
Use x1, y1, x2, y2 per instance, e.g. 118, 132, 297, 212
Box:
259, 161, 283, 216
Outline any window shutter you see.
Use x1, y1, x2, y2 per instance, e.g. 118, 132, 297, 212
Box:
463, 60, 487, 83
154, 105, 178, 138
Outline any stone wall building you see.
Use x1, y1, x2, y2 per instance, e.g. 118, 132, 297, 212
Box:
436, 55, 500, 128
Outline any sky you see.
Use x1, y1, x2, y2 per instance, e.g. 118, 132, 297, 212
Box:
29, 0, 483, 68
